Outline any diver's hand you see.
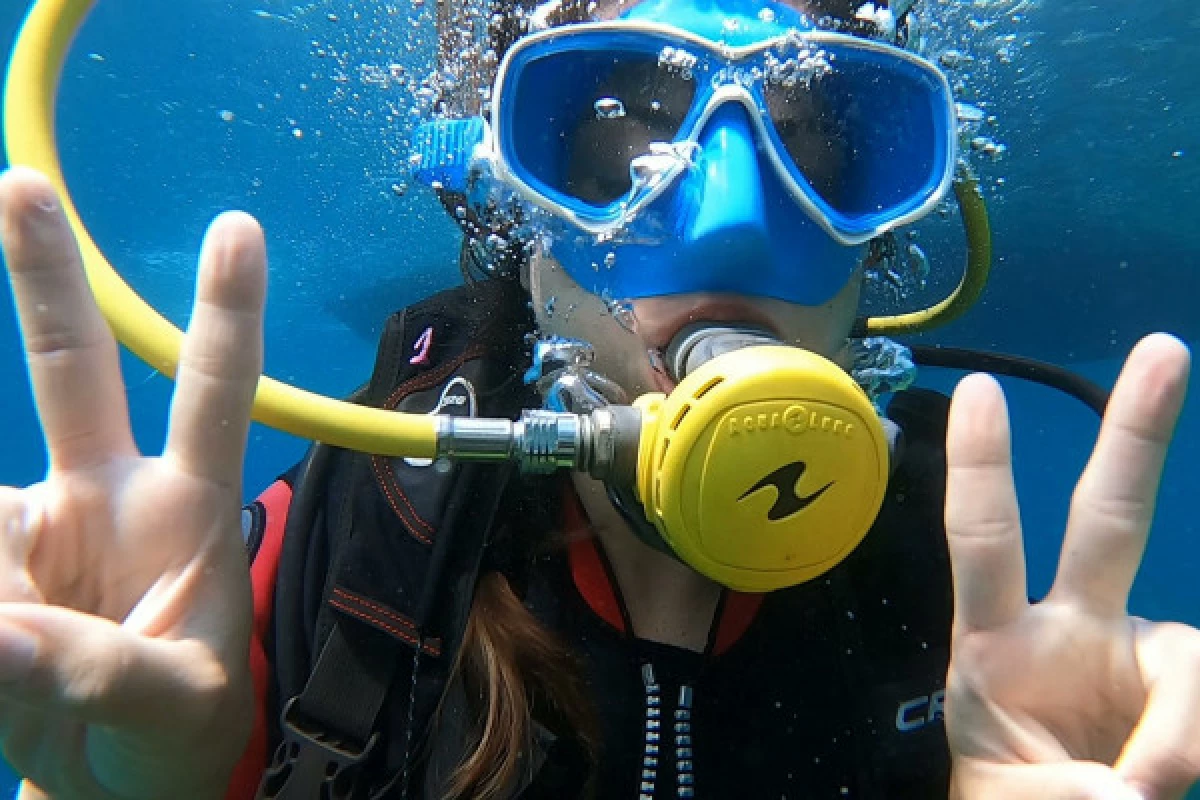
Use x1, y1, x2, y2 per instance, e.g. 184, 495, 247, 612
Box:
942, 333, 1200, 800
0, 167, 263, 799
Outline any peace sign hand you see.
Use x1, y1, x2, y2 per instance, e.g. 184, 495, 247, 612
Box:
0, 168, 263, 799
944, 333, 1200, 800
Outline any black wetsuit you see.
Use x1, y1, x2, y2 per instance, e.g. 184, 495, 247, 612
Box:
241, 282, 954, 800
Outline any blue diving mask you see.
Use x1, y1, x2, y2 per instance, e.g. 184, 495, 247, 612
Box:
411, 0, 956, 305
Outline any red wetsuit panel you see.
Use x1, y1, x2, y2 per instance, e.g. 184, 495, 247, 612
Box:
562, 483, 763, 652
225, 479, 292, 800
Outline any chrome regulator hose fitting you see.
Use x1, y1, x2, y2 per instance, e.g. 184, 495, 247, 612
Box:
435, 405, 641, 481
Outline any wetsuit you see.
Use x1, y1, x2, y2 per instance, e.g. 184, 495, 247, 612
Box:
228, 282, 954, 800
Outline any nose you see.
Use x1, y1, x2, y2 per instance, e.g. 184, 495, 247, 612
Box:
679, 101, 772, 263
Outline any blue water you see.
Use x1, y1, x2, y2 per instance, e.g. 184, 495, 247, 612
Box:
1, 0, 1198, 795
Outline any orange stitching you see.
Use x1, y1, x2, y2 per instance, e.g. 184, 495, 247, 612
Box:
329, 598, 441, 657
370, 456, 433, 545
332, 587, 417, 629
329, 598, 420, 647
332, 589, 417, 630
330, 589, 444, 654
331, 588, 440, 646
383, 469, 434, 537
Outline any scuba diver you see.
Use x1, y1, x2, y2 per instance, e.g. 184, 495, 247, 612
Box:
0, 0, 1199, 797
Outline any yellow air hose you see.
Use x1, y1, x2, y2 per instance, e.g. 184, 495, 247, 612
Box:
861, 168, 993, 336
4, 0, 992, 457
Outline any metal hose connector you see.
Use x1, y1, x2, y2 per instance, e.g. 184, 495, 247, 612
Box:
435, 406, 641, 480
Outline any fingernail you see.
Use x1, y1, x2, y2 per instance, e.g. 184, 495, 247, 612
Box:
0, 622, 38, 681
30, 192, 63, 230
30, 184, 59, 213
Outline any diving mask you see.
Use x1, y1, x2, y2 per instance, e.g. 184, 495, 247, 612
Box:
412, 0, 957, 305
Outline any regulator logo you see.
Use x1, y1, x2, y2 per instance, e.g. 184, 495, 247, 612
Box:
727, 404, 856, 439
739, 460, 834, 521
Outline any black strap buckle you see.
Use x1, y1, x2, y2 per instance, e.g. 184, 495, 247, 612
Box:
257, 696, 379, 800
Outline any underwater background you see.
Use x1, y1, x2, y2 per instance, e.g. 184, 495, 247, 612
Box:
0, 0, 1198, 795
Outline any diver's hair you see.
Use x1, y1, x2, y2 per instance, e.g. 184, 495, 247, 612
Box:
435, 0, 591, 117
439, 571, 598, 800
487, 0, 591, 67
450, 197, 529, 284
457, 231, 494, 285
439, 0, 593, 285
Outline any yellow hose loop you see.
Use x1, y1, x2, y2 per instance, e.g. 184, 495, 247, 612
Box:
4, 0, 438, 457
4, 0, 993, 452
861, 169, 993, 336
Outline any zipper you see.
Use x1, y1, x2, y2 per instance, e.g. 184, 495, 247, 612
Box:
639, 663, 697, 799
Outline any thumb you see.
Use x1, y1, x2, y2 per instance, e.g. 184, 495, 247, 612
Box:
0, 602, 242, 732
954, 758, 1146, 800
1115, 622, 1200, 800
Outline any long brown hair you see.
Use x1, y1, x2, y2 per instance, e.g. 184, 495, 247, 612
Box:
437, 571, 597, 799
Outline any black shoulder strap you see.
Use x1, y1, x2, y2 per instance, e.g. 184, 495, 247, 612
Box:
258, 281, 538, 800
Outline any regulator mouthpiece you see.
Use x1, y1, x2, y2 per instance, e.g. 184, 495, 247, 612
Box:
664, 322, 780, 381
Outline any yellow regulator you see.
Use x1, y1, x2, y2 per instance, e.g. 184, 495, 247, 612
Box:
632, 347, 890, 592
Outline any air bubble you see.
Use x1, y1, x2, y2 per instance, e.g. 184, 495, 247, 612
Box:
939, 49, 972, 69
955, 102, 985, 127
605, 294, 639, 334
970, 136, 1007, 161
905, 243, 930, 284
658, 46, 699, 77
594, 97, 627, 119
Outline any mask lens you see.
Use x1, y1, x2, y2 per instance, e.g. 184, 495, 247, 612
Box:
763, 43, 951, 228
504, 39, 698, 210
